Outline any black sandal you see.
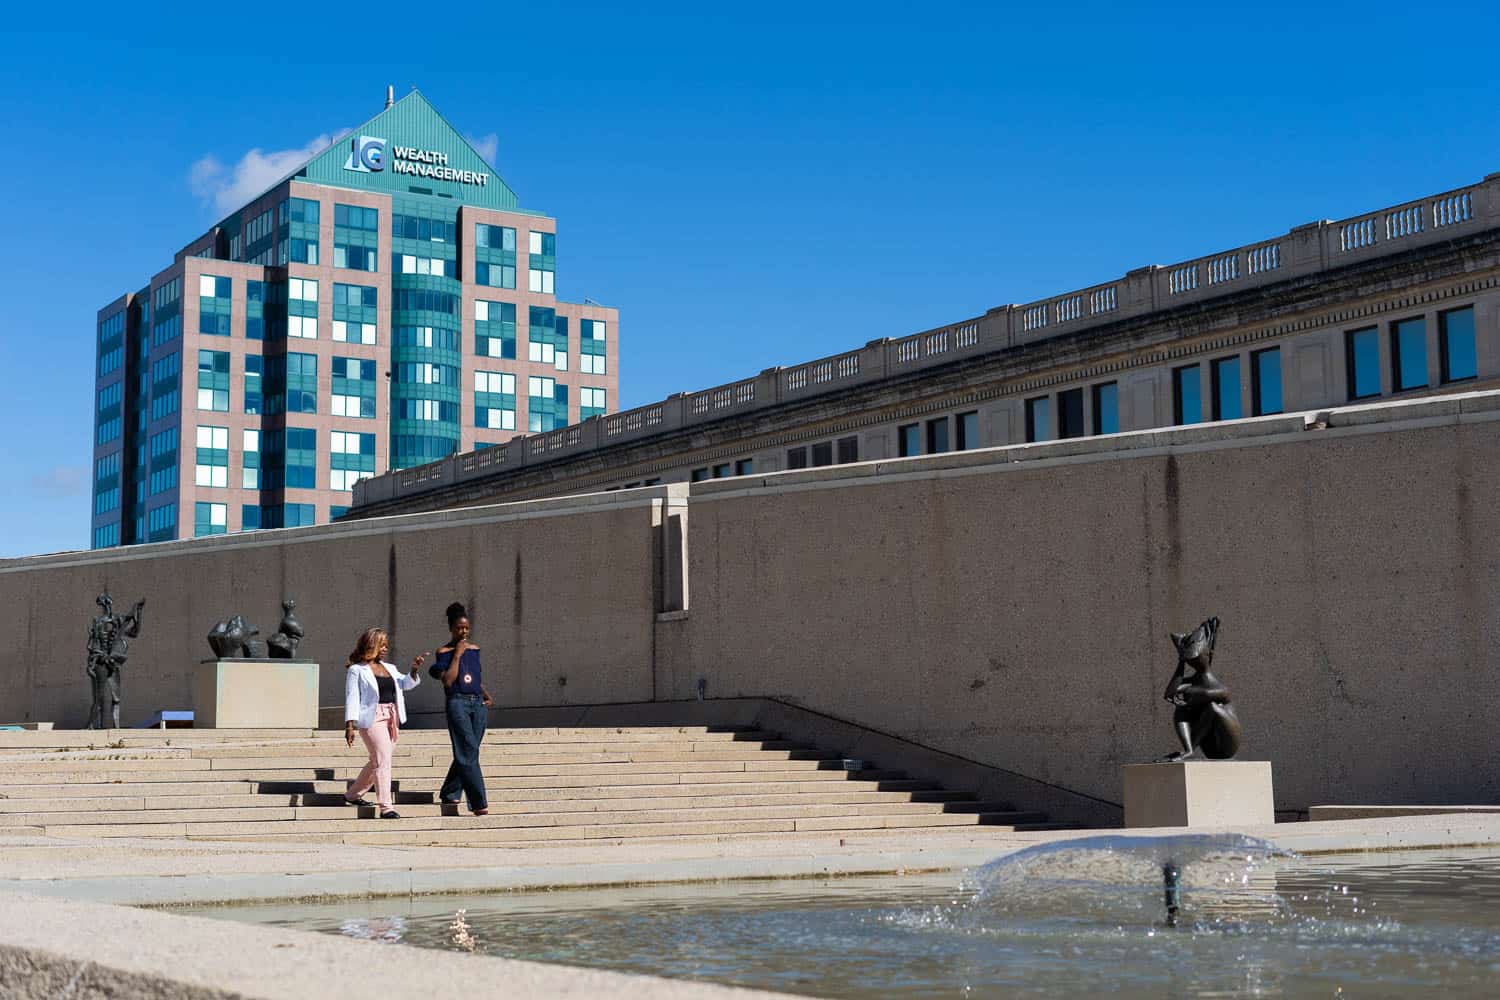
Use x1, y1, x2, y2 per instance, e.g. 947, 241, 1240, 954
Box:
343, 795, 365, 806
379, 810, 401, 820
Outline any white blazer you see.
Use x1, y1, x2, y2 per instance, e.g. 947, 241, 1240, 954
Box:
344, 661, 419, 729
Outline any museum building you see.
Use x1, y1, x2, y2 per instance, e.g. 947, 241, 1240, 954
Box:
90, 89, 618, 548
349, 172, 1500, 519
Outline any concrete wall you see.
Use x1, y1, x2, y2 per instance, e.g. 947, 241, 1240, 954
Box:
8, 391, 1500, 820
655, 390, 1500, 815
1, 490, 672, 727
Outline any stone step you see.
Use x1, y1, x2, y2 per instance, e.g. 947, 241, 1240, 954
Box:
320, 823, 1026, 850
195, 748, 836, 771
186, 738, 799, 760
179, 812, 1019, 846
43, 803, 1010, 839
277, 775, 937, 800
297, 787, 944, 810
0, 726, 756, 749
3, 806, 299, 827
0, 758, 868, 787
0, 793, 273, 813
300, 790, 961, 817
0, 780, 261, 799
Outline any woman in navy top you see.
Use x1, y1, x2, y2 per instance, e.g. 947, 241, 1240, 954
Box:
429, 602, 491, 815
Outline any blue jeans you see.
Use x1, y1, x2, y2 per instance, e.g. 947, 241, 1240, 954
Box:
440, 694, 488, 810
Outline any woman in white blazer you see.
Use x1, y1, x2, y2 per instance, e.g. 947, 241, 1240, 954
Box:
343, 627, 424, 818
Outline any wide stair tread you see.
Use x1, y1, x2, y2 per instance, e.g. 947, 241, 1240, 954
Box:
4, 725, 1052, 840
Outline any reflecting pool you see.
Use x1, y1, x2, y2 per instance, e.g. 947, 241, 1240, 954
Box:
178, 845, 1500, 998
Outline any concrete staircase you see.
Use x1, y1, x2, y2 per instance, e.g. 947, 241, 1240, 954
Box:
0, 727, 1053, 846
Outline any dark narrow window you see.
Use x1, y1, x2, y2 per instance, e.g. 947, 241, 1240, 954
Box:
1390, 317, 1428, 392
1092, 383, 1118, 435
1211, 356, 1242, 421
898, 424, 920, 457
1058, 388, 1085, 438
836, 436, 858, 463
712, 463, 732, 478
1173, 365, 1202, 425
1025, 397, 1051, 443
956, 412, 979, 450
735, 459, 754, 476
1346, 327, 1381, 399
1251, 348, 1283, 415
926, 418, 949, 454
786, 447, 808, 470
690, 468, 709, 482
811, 442, 833, 467
1439, 307, 1476, 384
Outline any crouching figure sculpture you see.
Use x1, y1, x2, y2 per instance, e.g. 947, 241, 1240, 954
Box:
1158, 616, 1242, 761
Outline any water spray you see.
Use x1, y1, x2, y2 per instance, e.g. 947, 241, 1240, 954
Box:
1162, 861, 1182, 927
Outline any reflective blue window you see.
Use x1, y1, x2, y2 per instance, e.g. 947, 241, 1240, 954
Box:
1173, 366, 1202, 425
1211, 356, 1242, 421
1440, 307, 1476, 383
898, 423, 921, 456
1347, 328, 1381, 399
1025, 397, 1051, 442
1092, 382, 1119, 435
1252, 348, 1283, 416
1391, 318, 1428, 392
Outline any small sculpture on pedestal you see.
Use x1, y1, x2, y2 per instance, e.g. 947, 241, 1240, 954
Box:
86, 591, 146, 729
207, 614, 266, 659
1157, 616, 1241, 761
267, 599, 304, 659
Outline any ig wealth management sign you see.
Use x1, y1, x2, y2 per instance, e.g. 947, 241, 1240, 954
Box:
344, 135, 490, 187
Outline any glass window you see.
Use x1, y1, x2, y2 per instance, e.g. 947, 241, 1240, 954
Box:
955, 412, 978, 451
1346, 327, 1381, 400
1440, 307, 1477, 383
735, 459, 755, 476
1211, 356, 1242, 421
1173, 366, 1202, 425
1391, 317, 1428, 392
690, 468, 710, 482
926, 418, 950, 454
1092, 383, 1119, 435
812, 442, 834, 467
194, 502, 227, 537
1025, 397, 1051, 443
837, 435, 859, 463
713, 463, 733, 478
1058, 388, 1085, 438
898, 423, 921, 457
786, 447, 808, 470
1251, 348, 1282, 416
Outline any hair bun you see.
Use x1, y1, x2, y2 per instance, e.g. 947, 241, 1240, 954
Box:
445, 602, 468, 625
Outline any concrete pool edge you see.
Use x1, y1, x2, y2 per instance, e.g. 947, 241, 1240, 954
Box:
0, 888, 801, 1000
4, 813, 1500, 908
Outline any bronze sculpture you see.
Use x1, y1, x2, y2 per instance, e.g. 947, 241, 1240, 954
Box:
1158, 616, 1241, 761
266, 599, 304, 659
85, 591, 146, 729
206, 614, 266, 659
207, 599, 305, 659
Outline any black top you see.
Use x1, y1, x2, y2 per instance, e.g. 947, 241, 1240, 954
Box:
375, 670, 397, 705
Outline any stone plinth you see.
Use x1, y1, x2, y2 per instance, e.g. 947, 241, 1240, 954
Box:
1122, 760, 1275, 829
193, 660, 319, 729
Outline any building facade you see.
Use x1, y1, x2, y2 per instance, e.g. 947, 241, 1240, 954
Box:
351, 172, 1500, 518
91, 90, 618, 548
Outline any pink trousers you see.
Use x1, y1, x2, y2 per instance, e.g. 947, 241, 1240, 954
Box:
350, 703, 399, 810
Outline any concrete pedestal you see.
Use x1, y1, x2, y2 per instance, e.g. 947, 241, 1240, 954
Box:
193, 660, 320, 729
1122, 760, 1275, 828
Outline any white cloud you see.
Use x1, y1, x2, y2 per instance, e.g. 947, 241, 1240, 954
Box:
466, 132, 499, 167
31, 465, 88, 498
190, 131, 349, 215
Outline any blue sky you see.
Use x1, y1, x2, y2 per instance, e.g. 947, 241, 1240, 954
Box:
1, 1, 1496, 557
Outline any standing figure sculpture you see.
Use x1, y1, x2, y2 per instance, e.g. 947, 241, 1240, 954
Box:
267, 599, 305, 659
1158, 616, 1241, 761
85, 592, 146, 729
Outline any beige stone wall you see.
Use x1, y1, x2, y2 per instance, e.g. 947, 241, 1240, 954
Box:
9, 392, 1500, 816
660, 391, 1500, 813
0, 491, 667, 728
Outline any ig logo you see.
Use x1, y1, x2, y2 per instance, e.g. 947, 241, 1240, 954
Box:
344, 135, 387, 173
